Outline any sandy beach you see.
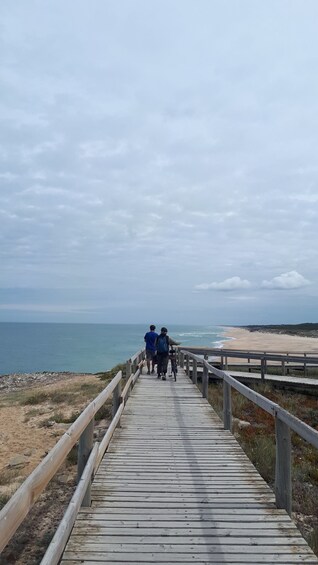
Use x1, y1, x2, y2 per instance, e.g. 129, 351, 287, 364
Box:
224, 327, 318, 354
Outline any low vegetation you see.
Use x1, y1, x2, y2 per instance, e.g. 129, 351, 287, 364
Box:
0, 367, 125, 564
203, 379, 318, 554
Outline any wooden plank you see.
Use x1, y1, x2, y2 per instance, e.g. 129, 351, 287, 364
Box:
60, 368, 318, 565
72, 522, 306, 544
61, 546, 317, 565
65, 538, 309, 548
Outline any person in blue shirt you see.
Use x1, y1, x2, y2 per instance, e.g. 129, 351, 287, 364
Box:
144, 324, 158, 375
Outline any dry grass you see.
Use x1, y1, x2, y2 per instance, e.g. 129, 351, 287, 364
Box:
0, 369, 123, 564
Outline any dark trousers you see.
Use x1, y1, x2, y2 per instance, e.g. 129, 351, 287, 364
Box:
157, 353, 169, 375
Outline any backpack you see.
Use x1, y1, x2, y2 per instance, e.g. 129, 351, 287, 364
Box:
156, 335, 169, 353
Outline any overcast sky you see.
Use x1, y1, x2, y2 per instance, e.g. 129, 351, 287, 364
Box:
1, 0, 318, 325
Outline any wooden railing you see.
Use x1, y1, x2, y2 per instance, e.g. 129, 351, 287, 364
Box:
182, 347, 318, 379
180, 349, 318, 516
0, 349, 145, 563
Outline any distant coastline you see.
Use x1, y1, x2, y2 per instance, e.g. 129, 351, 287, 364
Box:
223, 326, 318, 354
241, 323, 318, 339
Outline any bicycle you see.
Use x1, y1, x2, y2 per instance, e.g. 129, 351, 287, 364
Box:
169, 347, 178, 381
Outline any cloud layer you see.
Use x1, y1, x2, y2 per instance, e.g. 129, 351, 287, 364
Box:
0, 1, 318, 324
196, 271, 311, 292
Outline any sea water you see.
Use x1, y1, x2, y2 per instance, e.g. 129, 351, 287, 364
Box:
0, 322, 231, 375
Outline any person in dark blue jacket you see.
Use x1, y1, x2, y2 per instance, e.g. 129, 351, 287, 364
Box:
144, 324, 158, 374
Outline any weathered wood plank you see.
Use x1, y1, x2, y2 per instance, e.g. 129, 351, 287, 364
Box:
60, 368, 318, 564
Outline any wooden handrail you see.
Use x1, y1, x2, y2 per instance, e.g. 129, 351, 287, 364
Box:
0, 370, 122, 553
0, 346, 146, 556
40, 443, 99, 565
182, 347, 318, 364
182, 348, 318, 515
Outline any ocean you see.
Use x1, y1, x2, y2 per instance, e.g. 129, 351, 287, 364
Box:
0, 323, 230, 375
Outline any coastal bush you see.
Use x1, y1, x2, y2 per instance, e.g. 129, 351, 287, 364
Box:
23, 391, 49, 405
0, 468, 21, 486
49, 391, 73, 404
309, 528, 318, 555
0, 493, 10, 511
60, 410, 82, 424
50, 411, 65, 424
66, 446, 78, 466
24, 407, 41, 420
240, 431, 276, 483
95, 402, 112, 421
96, 363, 125, 381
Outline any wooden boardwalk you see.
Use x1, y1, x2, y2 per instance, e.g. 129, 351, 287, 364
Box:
192, 367, 318, 391
61, 369, 318, 564
225, 370, 318, 392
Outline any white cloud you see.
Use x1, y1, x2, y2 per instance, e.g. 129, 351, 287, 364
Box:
261, 271, 310, 290
195, 276, 252, 291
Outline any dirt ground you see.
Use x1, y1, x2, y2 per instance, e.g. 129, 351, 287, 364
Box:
0, 372, 108, 565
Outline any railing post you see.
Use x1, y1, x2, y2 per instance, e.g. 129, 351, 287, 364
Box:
202, 362, 208, 399
304, 353, 307, 377
261, 358, 265, 381
112, 380, 121, 419
180, 351, 184, 369
176, 348, 180, 365
125, 359, 131, 379
282, 359, 286, 376
223, 380, 232, 431
224, 355, 228, 370
275, 413, 292, 515
77, 418, 94, 506
192, 357, 197, 384
220, 355, 224, 370
186, 354, 190, 377
132, 359, 137, 374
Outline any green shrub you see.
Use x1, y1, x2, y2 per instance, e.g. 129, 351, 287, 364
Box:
95, 403, 112, 421
0, 468, 21, 486
49, 391, 72, 404
308, 527, 318, 555
66, 445, 78, 466
0, 493, 10, 511
22, 392, 49, 405
96, 363, 124, 382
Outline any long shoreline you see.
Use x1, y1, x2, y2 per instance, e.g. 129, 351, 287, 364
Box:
222, 326, 318, 353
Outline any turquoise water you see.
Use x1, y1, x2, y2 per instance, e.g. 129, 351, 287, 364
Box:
0, 323, 229, 375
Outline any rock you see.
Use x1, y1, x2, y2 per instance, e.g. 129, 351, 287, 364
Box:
232, 417, 251, 430
238, 420, 251, 430
47, 420, 55, 427
58, 474, 71, 484
7, 455, 30, 468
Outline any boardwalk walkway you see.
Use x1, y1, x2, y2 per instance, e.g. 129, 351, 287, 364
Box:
61, 369, 318, 564
224, 370, 318, 392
